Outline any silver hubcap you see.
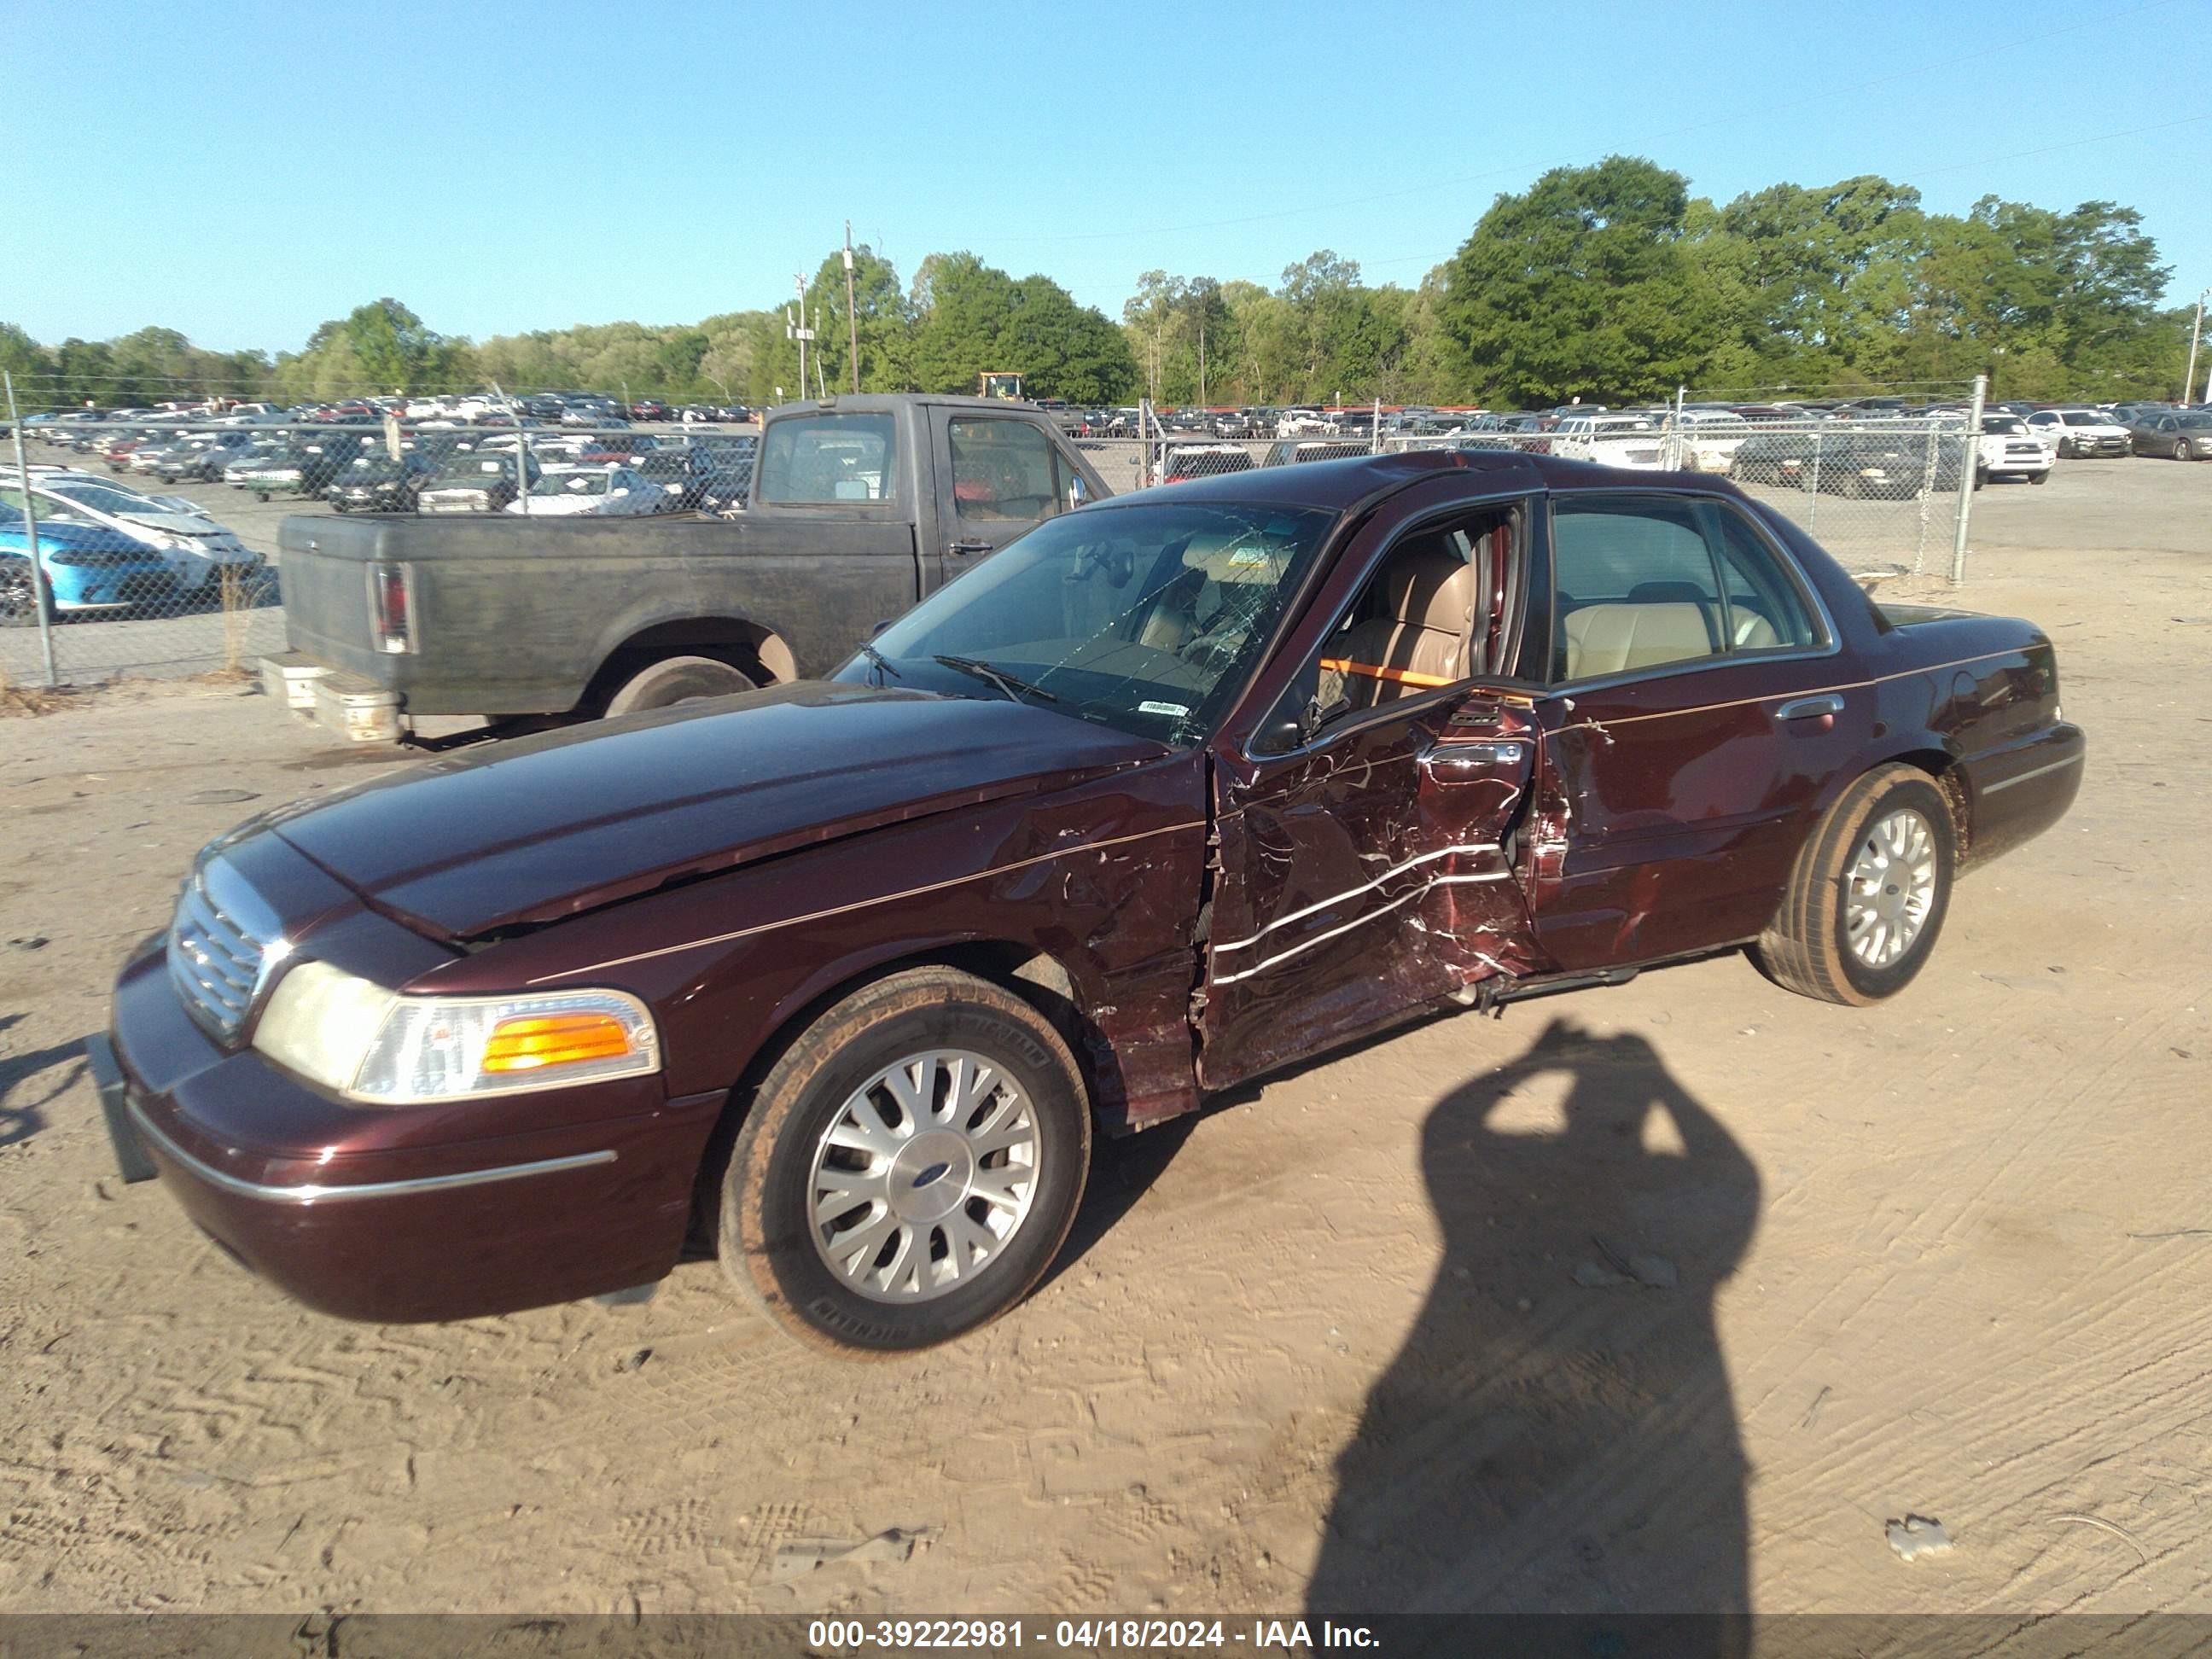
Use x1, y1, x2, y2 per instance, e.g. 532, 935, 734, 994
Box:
806, 1048, 1040, 1303
1845, 808, 1937, 969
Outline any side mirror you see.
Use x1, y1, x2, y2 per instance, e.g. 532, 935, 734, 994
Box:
1067, 474, 1088, 510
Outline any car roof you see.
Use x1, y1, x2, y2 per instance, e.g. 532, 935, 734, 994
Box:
1098, 446, 1714, 511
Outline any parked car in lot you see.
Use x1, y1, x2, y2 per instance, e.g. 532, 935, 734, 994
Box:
0, 504, 183, 621
416, 453, 541, 515
1978, 415, 2053, 484
0, 480, 260, 596
1261, 439, 1371, 469
1153, 443, 1255, 486
2024, 408, 2131, 458
326, 453, 439, 514
1551, 415, 1664, 469
503, 465, 671, 516
101, 448, 2084, 1352
2126, 409, 2212, 460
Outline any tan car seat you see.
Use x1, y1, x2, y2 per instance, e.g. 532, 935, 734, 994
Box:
1319, 535, 1476, 709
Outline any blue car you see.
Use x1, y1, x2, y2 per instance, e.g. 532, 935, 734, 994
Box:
0, 505, 181, 624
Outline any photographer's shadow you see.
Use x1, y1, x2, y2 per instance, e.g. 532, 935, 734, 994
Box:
1308, 1016, 1761, 1621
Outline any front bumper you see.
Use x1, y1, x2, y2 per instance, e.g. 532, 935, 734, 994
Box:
105, 938, 724, 1323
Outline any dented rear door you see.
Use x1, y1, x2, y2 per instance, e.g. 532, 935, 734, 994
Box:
1194, 688, 1543, 1091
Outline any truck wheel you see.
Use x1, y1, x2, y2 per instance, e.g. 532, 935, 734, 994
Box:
1751, 763, 1955, 1007
2029, 468, 2049, 485
602, 654, 755, 716
719, 966, 1091, 1353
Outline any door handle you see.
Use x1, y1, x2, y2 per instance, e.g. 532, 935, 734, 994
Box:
1776, 693, 1844, 721
1418, 739, 1526, 779
947, 539, 992, 556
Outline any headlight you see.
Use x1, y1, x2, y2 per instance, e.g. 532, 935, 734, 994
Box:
253, 960, 659, 1104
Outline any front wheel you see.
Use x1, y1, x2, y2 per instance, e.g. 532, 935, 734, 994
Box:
719, 966, 1091, 1353
2177, 439, 2196, 463
2029, 468, 2049, 485
1752, 764, 1955, 1005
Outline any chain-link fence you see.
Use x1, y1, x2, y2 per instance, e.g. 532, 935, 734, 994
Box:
1080, 386, 1992, 585
6, 383, 2000, 688
2, 410, 759, 685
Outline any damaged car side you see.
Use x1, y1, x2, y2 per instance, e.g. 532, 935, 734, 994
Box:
100, 450, 2084, 1353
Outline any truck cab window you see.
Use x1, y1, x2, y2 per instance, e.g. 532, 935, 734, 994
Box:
949, 419, 1061, 521
754, 414, 899, 504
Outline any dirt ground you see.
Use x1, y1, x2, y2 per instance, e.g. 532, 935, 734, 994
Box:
1, 457, 2207, 1618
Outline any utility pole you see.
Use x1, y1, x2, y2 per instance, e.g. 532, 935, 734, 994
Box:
2186, 286, 2211, 405
789, 274, 812, 402
843, 222, 861, 395
1198, 312, 1207, 407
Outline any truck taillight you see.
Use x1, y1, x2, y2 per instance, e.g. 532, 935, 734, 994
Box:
370, 562, 412, 654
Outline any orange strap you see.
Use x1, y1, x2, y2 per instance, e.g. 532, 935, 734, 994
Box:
1319, 657, 1452, 690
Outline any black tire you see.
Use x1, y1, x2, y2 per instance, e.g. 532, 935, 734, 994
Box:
1972, 467, 1987, 491
602, 653, 756, 716
2029, 468, 2049, 485
1751, 763, 1956, 1007
2177, 439, 2196, 463
332, 498, 350, 513
0, 562, 49, 628
719, 966, 1091, 1353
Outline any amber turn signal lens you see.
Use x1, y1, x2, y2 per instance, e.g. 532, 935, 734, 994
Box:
480, 1012, 635, 1074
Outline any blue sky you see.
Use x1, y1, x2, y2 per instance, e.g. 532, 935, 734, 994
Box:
9, 0, 2207, 353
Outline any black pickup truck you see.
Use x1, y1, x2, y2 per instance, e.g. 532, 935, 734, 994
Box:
264, 396, 1110, 742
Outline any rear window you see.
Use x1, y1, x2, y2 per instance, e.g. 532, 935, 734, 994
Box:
754, 414, 899, 504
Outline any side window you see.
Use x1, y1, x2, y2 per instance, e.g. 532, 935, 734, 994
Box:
1699, 504, 1820, 653
949, 419, 1061, 522
754, 413, 899, 504
1551, 498, 1727, 681
1251, 505, 1517, 754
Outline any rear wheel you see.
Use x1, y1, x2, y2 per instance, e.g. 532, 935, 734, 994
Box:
1752, 763, 1955, 1006
719, 967, 1091, 1353
0, 561, 49, 628
602, 653, 755, 716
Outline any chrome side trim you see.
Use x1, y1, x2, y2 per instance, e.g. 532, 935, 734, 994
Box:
1212, 837, 1508, 955
1212, 870, 1514, 987
1980, 753, 2082, 795
125, 1097, 616, 1205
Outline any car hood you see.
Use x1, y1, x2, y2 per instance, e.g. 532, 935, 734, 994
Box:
115, 509, 220, 535
259, 681, 1167, 940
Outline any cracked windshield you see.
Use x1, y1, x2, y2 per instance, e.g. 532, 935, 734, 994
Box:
844, 502, 1334, 744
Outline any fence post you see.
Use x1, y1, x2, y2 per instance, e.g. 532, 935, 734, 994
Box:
1947, 374, 1987, 586
1911, 417, 1941, 573
3, 371, 61, 688
1371, 396, 1382, 456
1667, 384, 1687, 471
1806, 428, 1821, 531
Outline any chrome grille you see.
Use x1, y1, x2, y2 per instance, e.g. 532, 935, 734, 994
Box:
166, 871, 271, 1042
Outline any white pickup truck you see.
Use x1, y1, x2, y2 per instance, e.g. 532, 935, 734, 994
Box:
1977, 414, 2054, 485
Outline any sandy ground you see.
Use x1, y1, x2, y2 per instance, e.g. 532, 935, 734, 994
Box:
0, 457, 2207, 1618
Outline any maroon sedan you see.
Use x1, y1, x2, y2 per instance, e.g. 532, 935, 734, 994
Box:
99, 450, 2083, 1353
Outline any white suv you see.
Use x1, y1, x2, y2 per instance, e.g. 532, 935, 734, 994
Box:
1552, 415, 1666, 470
1977, 415, 2055, 486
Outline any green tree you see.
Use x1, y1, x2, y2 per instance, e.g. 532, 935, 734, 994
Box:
1438, 157, 1722, 405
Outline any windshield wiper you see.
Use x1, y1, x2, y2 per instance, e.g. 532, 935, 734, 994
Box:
932, 654, 1058, 704
857, 641, 902, 683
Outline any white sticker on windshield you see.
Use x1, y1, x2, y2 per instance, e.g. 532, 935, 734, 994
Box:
1226, 547, 1271, 567
1138, 700, 1190, 717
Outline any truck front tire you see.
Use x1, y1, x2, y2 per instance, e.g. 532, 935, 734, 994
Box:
603, 654, 756, 716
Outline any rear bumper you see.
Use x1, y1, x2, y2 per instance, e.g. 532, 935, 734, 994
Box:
1963, 722, 2085, 870
105, 941, 724, 1323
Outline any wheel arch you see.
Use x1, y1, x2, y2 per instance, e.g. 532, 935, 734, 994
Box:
581, 613, 798, 712
682, 935, 1105, 1251
1871, 745, 1972, 865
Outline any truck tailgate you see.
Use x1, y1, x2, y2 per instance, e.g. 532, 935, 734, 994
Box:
276, 512, 921, 716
